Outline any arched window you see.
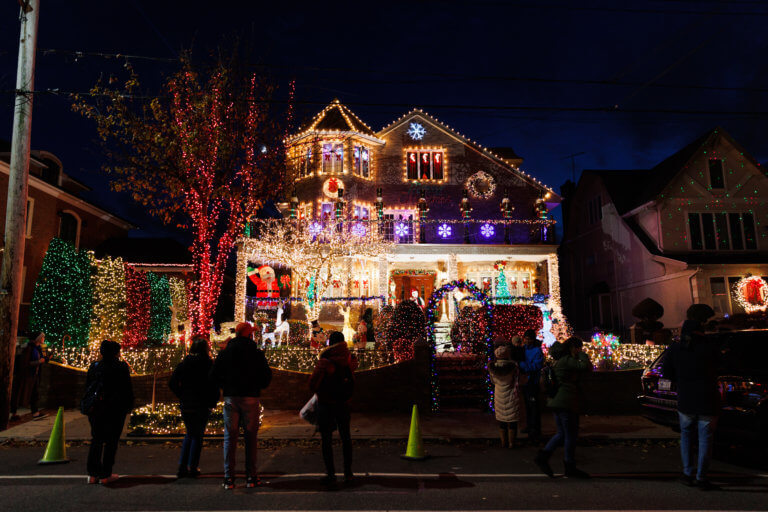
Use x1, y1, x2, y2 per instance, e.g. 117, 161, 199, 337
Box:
59, 211, 81, 247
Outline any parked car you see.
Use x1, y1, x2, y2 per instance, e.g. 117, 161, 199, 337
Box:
638, 329, 768, 455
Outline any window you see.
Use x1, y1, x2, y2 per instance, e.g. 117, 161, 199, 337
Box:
353, 205, 369, 220
322, 143, 343, 173
708, 159, 725, 189
299, 204, 312, 220
59, 211, 80, 247
353, 146, 370, 178
405, 150, 444, 180
382, 212, 414, 243
587, 195, 602, 225
298, 146, 312, 178
688, 212, 757, 251
710, 277, 729, 316
25, 198, 34, 238
590, 293, 613, 328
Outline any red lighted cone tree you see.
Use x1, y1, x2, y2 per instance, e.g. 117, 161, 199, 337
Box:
74, 50, 285, 335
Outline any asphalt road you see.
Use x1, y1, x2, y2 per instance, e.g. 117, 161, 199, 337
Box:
0, 439, 766, 511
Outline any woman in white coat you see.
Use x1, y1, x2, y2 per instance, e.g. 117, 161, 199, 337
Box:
489, 344, 521, 448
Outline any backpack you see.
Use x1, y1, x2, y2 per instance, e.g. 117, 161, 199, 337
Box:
540, 363, 559, 398
80, 362, 105, 416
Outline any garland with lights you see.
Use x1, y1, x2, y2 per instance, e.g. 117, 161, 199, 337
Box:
466, 171, 496, 199
29, 238, 93, 348
425, 280, 493, 412
732, 275, 768, 313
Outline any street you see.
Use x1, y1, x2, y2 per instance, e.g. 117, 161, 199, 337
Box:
0, 439, 765, 511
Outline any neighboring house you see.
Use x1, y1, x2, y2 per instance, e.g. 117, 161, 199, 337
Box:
0, 143, 134, 328
560, 128, 768, 335
236, 99, 563, 339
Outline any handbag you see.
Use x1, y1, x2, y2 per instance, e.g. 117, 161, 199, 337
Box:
299, 394, 319, 425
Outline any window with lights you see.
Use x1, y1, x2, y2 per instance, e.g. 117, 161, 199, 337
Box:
353, 145, 371, 178
381, 211, 414, 244
322, 142, 344, 173
297, 146, 313, 178
406, 150, 443, 180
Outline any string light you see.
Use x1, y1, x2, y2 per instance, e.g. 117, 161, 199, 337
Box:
466, 171, 497, 199
147, 273, 172, 345
125, 266, 151, 347
90, 256, 127, 347
732, 275, 768, 313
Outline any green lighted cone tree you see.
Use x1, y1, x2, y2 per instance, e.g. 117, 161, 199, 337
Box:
147, 273, 172, 345
30, 238, 94, 347
495, 268, 512, 305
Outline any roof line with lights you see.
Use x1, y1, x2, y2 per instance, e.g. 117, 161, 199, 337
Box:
286, 99, 386, 145
378, 109, 559, 200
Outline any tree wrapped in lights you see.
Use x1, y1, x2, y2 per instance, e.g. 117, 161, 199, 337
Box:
30, 238, 94, 348
74, 49, 285, 336
90, 256, 127, 345
124, 267, 151, 347
494, 260, 512, 305
244, 219, 393, 323
147, 273, 172, 345
168, 277, 189, 334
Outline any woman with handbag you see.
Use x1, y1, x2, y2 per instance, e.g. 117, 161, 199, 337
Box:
489, 344, 521, 448
169, 336, 220, 478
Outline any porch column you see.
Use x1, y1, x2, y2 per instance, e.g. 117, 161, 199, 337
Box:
447, 253, 458, 319
234, 241, 248, 323
377, 254, 388, 305
546, 252, 566, 339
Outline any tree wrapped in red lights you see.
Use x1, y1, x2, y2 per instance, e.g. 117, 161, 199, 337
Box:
386, 299, 426, 354
492, 304, 543, 338
124, 267, 151, 347
74, 50, 284, 336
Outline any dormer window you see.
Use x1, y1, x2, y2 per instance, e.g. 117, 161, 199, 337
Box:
353, 145, 370, 178
298, 146, 312, 178
406, 149, 443, 180
708, 159, 724, 189
322, 142, 344, 173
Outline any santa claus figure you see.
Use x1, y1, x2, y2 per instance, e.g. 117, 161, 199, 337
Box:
249, 265, 280, 307
411, 288, 425, 308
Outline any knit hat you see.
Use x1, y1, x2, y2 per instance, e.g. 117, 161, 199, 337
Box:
235, 322, 255, 338
494, 345, 511, 360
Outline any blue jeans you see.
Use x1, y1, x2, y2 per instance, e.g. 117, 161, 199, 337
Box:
179, 408, 209, 470
678, 412, 717, 481
223, 397, 261, 479
543, 410, 579, 463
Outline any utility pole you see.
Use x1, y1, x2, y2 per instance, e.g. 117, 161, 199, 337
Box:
0, 0, 39, 431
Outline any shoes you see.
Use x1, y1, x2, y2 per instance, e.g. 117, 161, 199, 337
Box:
9, 414, 20, 422
187, 468, 201, 478
177, 466, 188, 479
696, 479, 718, 491
564, 462, 590, 479
222, 477, 235, 490
100, 474, 118, 485
320, 474, 337, 487
245, 475, 260, 488
87, 476, 98, 485
31, 412, 46, 420
678, 474, 695, 487
534, 450, 554, 478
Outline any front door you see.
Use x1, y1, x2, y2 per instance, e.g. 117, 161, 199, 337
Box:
393, 273, 435, 305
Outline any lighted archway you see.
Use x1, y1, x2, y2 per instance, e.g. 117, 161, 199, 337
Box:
424, 280, 494, 411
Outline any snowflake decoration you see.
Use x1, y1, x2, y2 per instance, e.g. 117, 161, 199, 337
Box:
480, 223, 495, 239
309, 222, 323, 236
438, 223, 452, 239
351, 222, 367, 237
407, 122, 426, 140
395, 222, 409, 237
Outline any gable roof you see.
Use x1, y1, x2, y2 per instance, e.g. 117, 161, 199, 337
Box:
378, 109, 558, 200
94, 237, 191, 264
298, 99, 376, 136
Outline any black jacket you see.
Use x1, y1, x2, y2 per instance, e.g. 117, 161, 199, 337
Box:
169, 354, 219, 410
210, 336, 272, 397
662, 330, 721, 416
85, 358, 134, 417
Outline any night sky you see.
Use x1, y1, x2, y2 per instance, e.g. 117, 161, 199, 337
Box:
2, 1, 767, 237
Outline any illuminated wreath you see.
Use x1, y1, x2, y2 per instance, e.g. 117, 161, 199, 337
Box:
466, 171, 496, 199
733, 275, 768, 313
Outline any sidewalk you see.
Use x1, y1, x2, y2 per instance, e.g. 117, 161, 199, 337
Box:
1, 408, 676, 442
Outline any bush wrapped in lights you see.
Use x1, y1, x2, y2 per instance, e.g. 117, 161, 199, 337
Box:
492, 304, 544, 339
128, 401, 260, 436
387, 299, 426, 350
450, 306, 488, 354
581, 332, 665, 371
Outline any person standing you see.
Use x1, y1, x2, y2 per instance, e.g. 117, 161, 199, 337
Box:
519, 329, 544, 439
309, 331, 358, 487
662, 304, 720, 490
169, 336, 220, 478
534, 337, 592, 479
10, 332, 48, 421
489, 344, 521, 448
210, 322, 272, 490
85, 340, 134, 484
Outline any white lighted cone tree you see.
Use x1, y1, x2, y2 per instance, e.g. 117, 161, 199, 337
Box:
244, 218, 393, 325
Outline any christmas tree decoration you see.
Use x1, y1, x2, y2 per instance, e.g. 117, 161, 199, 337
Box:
30, 238, 94, 348
733, 275, 768, 313
90, 256, 127, 346
147, 273, 172, 345
124, 266, 151, 347
494, 260, 512, 305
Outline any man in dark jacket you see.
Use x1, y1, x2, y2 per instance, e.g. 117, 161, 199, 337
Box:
662, 304, 719, 490
210, 322, 272, 490
309, 331, 358, 487
85, 340, 134, 484
519, 329, 544, 438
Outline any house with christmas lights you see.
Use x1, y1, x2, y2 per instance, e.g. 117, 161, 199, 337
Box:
235, 99, 565, 346
560, 128, 768, 337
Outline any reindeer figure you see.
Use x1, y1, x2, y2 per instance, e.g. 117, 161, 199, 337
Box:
261, 300, 290, 348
